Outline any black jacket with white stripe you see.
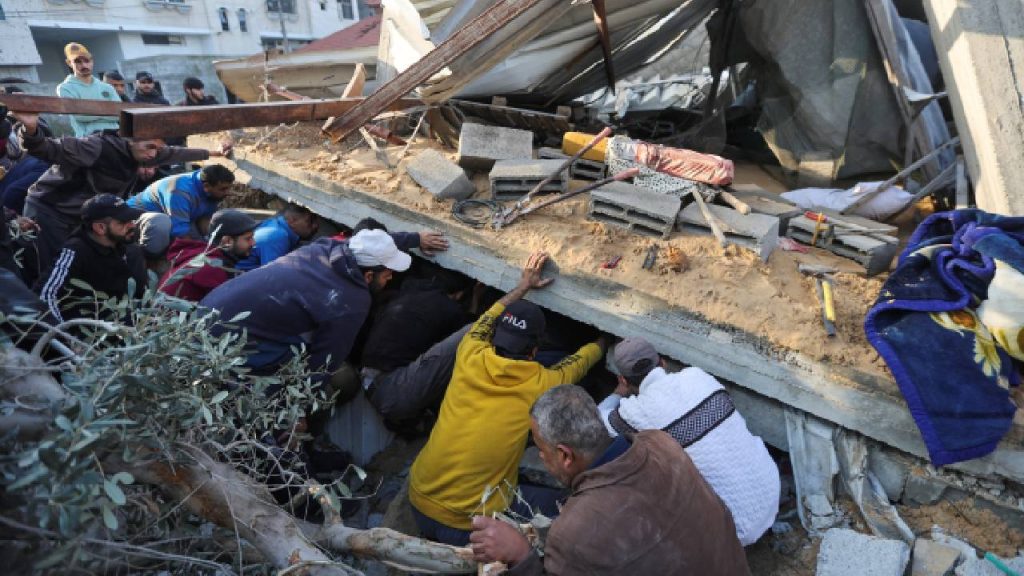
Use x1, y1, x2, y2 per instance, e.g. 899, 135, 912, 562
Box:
35, 227, 147, 323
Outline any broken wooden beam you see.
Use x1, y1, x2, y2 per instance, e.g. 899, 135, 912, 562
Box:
0, 93, 161, 116
320, 0, 550, 142
119, 98, 421, 139
591, 0, 617, 92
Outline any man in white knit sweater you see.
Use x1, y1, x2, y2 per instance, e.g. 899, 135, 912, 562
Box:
598, 337, 780, 546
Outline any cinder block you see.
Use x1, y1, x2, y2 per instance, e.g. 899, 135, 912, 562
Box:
588, 181, 680, 239
725, 188, 803, 235
816, 528, 910, 576
677, 203, 779, 261
912, 539, 962, 576
457, 123, 533, 172
488, 159, 569, 200
406, 150, 475, 200
538, 147, 606, 181
786, 214, 898, 276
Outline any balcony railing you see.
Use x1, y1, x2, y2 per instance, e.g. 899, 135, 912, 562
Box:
143, 0, 192, 14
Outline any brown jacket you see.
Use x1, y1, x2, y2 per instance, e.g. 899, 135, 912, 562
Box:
509, 431, 750, 576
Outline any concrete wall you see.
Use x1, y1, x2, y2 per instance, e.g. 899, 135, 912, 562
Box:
0, 21, 42, 67
117, 54, 230, 103
924, 0, 1024, 215
0, 66, 40, 83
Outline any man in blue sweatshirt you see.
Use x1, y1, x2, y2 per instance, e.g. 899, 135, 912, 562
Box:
55, 43, 122, 136
127, 164, 236, 257
234, 204, 318, 270
201, 229, 413, 386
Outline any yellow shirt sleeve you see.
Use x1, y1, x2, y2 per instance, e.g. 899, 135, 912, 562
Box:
543, 342, 603, 388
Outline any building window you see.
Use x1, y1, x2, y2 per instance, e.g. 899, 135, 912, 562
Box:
266, 0, 296, 14
319, 0, 326, 10
0, 2, 6, 20
218, 7, 230, 31
238, 8, 248, 32
339, 0, 354, 19
142, 34, 185, 45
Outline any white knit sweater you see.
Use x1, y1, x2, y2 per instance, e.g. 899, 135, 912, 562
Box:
598, 366, 780, 546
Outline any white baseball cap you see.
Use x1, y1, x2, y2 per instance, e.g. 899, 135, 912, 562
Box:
349, 229, 411, 272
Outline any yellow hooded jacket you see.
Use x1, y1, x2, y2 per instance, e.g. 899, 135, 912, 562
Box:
409, 301, 602, 530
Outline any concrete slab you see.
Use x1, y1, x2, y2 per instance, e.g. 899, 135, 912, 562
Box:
234, 154, 1024, 486
923, 0, 1024, 216
816, 528, 910, 576
405, 150, 475, 201
677, 203, 779, 261
911, 539, 962, 576
588, 181, 680, 238
488, 159, 568, 200
457, 123, 534, 172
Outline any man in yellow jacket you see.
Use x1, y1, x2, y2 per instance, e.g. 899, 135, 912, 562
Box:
409, 251, 608, 545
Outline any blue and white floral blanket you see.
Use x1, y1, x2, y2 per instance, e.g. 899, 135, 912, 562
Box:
865, 209, 1024, 466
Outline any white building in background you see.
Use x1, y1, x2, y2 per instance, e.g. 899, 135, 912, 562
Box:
0, 0, 370, 93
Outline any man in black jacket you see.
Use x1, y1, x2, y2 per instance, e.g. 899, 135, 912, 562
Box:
177, 77, 219, 106
37, 194, 147, 324
9, 110, 230, 272
131, 71, 170, 106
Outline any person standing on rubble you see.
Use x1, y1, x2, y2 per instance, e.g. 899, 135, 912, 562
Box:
469, 385, 750, 575
598, 336, 780, 546
407, 251, 608, 546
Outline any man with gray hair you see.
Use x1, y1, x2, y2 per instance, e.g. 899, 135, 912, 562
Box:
470, 385, 749, 575
598, 336, 780, 546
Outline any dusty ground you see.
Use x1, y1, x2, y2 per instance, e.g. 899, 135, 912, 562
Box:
206, 123, 901, 383
900, 497, 1024, 557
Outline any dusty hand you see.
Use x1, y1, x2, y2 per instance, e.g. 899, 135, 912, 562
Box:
211, 140, 234, 158
518, 251, 553, 290
469, 516, 532, 565
15, 216, 39, 233
419, 231, 449, 255
10, 112, 39, 135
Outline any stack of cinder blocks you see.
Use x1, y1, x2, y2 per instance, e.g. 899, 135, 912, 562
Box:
676, 203, 780, 262
537, 147, 606, 181
489, 159, 569, 201
588, 181, 680, 239
786, 211, 899, 276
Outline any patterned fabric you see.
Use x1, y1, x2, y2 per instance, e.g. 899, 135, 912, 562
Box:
611, 389, 734, 448
865, 209, 1024, 466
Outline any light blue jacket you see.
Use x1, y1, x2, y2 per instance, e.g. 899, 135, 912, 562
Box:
56, 76, 122, 136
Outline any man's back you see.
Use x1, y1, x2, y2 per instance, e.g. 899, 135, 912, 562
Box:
542, 431, 749, 576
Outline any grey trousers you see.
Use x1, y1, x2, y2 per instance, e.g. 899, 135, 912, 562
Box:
366, 324, 471, 421
137, 212, 173, 258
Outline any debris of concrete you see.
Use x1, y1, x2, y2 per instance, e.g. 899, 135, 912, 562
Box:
930, 528, 978, 562
904, 470, 949, 506
954, 555, 1024, 576
538, 146, 606, 181
816, 528, 911, 576
588, 181, 681, 238
806, 493, 835, 517
677, 203, 779, 261
457, 123, 533, 172
405, 150, 476, 200
868, 449, 911, 502
911, 538, 963, 576
725, 188, 804, 235
489, 159, 569, 200
787, 214, 899, 276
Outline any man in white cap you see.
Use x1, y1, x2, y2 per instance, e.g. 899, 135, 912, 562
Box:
56, 42, 122, 136
200, 229, 412, 387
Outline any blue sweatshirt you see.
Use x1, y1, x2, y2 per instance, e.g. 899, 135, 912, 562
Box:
202, 237, 373, 380
235, 214, 298, 271
55, 76, 122, 136
127, 170, 218, 239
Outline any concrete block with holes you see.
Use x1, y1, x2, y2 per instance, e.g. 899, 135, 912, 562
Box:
677, 203, 779, 261
406, 149, 475, 201
786, 214, 898, 276
488, 159, 569, 201
537, 147, 606, 181
457, 123, 533, 172
588, 181, 680, 238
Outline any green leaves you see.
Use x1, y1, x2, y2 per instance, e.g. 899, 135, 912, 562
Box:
103, 479, 126, 505
210, 390, 229, 405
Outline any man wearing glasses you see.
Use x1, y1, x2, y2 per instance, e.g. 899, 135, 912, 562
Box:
55, 43, 122, 136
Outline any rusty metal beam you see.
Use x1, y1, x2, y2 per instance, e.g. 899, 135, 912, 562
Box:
0, 94, 160, 116
119, 98, 421, 139
321, 0, 550, 142
591, 0, 616, 93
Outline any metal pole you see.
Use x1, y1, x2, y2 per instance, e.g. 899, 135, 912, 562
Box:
278, 0, 291, 53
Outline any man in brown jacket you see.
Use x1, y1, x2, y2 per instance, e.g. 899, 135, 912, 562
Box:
470, 385, 749, 575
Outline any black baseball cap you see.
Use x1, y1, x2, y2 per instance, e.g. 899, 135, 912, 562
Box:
209, 209, 258, 242
492, 300, 546, 355
81, 194, 144, 223
136, 71, 154, 81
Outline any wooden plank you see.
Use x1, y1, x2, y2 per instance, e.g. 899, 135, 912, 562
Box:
0, 93, 162, 116
321, 0, 550, 141
591, 0, 617, 91
119, 98, 421, 139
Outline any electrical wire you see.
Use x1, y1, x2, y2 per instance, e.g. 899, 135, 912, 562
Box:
451, 199, 501, 228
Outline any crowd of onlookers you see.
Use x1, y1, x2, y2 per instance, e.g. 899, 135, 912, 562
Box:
0, 40, 783, 575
